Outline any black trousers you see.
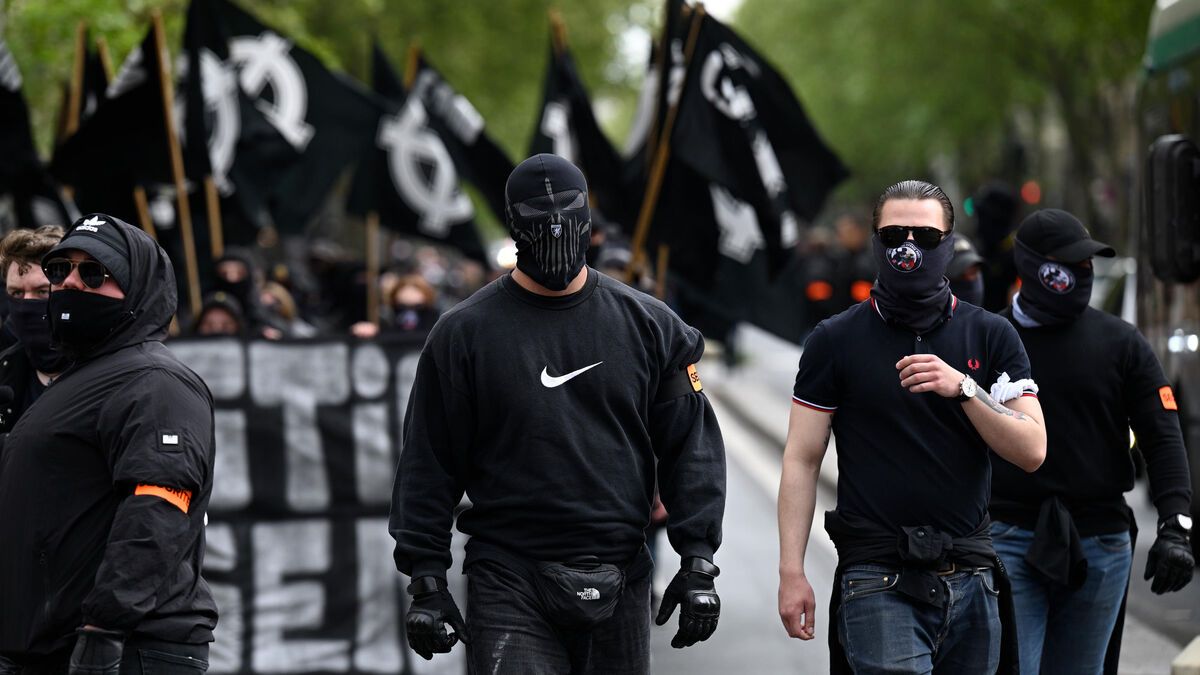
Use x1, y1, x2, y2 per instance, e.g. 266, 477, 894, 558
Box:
465, 558, 651, 675
12, 637, 207, 674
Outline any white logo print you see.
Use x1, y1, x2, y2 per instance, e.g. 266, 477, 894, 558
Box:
162, 434, 180, 445
76, 215, 104, 233
540, 362, 603, 388
577, 588, 600, 601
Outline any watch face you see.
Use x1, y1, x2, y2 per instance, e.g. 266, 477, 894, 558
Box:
962, 378, 977, 397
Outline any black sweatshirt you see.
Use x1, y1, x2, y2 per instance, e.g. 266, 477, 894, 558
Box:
0, 219, 217, 658
991, 306, 1192, 534
389, 269, 726, 579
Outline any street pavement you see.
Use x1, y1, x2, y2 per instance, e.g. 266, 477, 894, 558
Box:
671, 324, 1198, 674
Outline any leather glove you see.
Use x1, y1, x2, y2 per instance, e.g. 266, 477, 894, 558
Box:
1144, 521, 1195, 594
69, 627, 124, 675
0, 654, 21, 674
654, 557, 720, 648
405, 576, 469, 660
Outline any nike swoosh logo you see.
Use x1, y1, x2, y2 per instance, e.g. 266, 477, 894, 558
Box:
540, 362, 603, 388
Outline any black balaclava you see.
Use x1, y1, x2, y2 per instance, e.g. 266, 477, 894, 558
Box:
6, 297, 71, 373
505, 154, 591, 291
870, 233, 955, 334
1013, 238, 1093, 326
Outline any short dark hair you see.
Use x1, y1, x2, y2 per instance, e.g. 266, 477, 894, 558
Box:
872, 180, 954, 231
0, 225, 65, 276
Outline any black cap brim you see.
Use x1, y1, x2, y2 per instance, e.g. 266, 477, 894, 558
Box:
947, 251, 985, 277
44, 236, 130, 290
1048, 238, 1116, 263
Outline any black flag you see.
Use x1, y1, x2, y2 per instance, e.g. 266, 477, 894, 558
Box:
528, 37, 632, 228
179, 0, 299, 242
409, 52, 513, 222
202, 0, 383, 232
0, 40, 77, 231
346, 44, 487, 263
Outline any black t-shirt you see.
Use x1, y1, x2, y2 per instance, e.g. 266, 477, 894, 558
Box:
793, 298, 1033, 537
990, 306, 1191, 534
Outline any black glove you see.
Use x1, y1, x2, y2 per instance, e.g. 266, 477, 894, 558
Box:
405, 576, 469, 660
68, 627, 124, 675
654, 557, 721, 648
1144, 521, 1195, 594
0, 654, 20, 674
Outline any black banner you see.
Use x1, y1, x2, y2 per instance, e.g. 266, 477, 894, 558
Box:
170, 336, 463, 675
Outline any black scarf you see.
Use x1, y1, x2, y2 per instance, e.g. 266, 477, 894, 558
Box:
869, 234, 955, 334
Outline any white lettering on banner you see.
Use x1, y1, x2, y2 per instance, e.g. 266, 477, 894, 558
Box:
413, 70, 484, 145
540, 101, 577, 165
377, 101, 474, 238
199, 50, 242, 195
206, 524, 243, 672
212, 409, 252, 509
252, 521, 349, 672
249, 342, 350, 511
710, 185, 763, 264
395, 353, 421, 434
230, 32, 314, 151
354, 520, 403, 672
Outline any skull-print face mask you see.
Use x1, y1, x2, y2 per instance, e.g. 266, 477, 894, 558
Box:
505, 154, 591, 291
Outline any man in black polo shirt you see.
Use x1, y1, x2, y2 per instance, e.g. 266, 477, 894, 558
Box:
778, 180, 1047, 673
990, 209, 1193, 674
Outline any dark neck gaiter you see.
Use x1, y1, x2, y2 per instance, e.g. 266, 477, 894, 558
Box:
6, 298, 71, 374
1013, 239, 1093, 326
869, 234, 955, 334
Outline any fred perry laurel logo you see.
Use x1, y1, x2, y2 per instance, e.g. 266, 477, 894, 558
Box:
540, 362, 603, 388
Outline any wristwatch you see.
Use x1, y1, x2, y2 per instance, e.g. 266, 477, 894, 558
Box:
956, 376, 977, 403
1160, 513, 1194, 532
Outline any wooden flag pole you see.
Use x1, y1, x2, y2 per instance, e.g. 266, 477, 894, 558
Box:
132, 186, 158, 241
404, 40, 421, 90
365, 212, 381, 326
95, 35, 114, 80
549, 8, 567, 56
204, 177, 225, 259
66, 21, 87, 138
152, 11, 202, 318
625, 3, 705, 284
654, 244, 670, 300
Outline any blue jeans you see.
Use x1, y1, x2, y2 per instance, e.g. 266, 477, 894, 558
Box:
837, 563, 1001, 674
465, 559, 650, 675
991, 522, 1131, 675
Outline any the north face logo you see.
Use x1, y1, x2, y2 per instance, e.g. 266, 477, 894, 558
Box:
577, 588, 600, 601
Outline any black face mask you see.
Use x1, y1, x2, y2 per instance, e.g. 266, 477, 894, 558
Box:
215, 276, 254, 305
506, 154, 592, 291
1013, 239, 1093, 326
950, 274, 985, 307
870, 233, 955, 334
47, 289, 130, 356
7, 297, 71, 373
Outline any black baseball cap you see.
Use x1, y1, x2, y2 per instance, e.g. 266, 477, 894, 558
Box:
44, 213, 132, 290
947, 235, 985, 278
1015, 209, 1115, 263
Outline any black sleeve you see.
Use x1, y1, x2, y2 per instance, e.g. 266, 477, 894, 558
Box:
792, 323, 838, 412
651, 322, 726, 563
389, 345, 471, 579
82, 369, 214, 630
1124, 331, 1192, 519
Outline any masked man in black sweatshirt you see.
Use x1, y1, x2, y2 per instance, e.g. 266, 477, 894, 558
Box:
0, 213, 217, 673
991, 209, 1193, 674
389, 154, 726, 673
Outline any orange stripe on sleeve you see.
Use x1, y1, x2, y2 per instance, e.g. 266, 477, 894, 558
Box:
134, 484, 193, 514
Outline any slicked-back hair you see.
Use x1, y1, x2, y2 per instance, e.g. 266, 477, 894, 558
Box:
0, 225, 65, 276
872, 180, 955, 231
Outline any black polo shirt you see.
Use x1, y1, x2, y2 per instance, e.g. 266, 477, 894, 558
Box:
793, 297, 1034, 537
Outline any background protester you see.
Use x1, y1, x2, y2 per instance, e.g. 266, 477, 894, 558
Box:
259, 280, 317, 338
0, 213, 216, 671
210, 249, 283, 339
990, 209, 1194, 674
948, 234, 987, 306
830, 210, 877, 310
0, 224, 67, 434
191, 291, 246, 337
390, 155, 726, 672
778, 180, 1046, 673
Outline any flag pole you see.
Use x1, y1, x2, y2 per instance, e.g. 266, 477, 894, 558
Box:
95, 35, 114, 80
204, 177, 225, 259
132, 186, 158, 241
404, 40, 421, 89
66, 21, 86, 138
625, 3, 705, 284
151, 11, 202, 318
366, 212, 381, 326
549, 8, 567, 56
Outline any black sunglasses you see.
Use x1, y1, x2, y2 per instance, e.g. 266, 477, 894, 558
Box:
42, 258, 113, 289
876, 225, 951, 249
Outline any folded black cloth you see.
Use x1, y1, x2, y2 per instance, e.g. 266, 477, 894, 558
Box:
1026, 496, 1089, 589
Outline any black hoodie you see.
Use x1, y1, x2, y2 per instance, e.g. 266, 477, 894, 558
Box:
0, 217, 217, 658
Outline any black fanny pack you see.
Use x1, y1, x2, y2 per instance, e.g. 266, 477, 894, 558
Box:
531, 557, 625, 631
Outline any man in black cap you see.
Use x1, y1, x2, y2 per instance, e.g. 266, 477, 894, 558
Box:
389, 154, 726, 672
990, 208, 1193, 674
0, 213, 217, 673
947, 234, 986, 307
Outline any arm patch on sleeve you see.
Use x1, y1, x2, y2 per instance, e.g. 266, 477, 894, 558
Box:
134, 484, 193, 513
656, 364, 702, 403
1159, 386, 1178, 411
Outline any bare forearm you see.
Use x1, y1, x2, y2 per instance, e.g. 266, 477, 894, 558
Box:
963, 390, 1045, 471
778, 457, 821, 578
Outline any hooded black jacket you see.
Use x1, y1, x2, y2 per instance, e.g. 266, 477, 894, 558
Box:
0, 217, 217, 658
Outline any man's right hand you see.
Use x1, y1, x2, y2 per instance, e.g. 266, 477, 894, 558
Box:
405, 576, 469, 660
778, 571, 816, 640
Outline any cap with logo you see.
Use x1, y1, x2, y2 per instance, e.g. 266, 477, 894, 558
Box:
44, 213, 132, 290
1015, 209, 1115, 263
